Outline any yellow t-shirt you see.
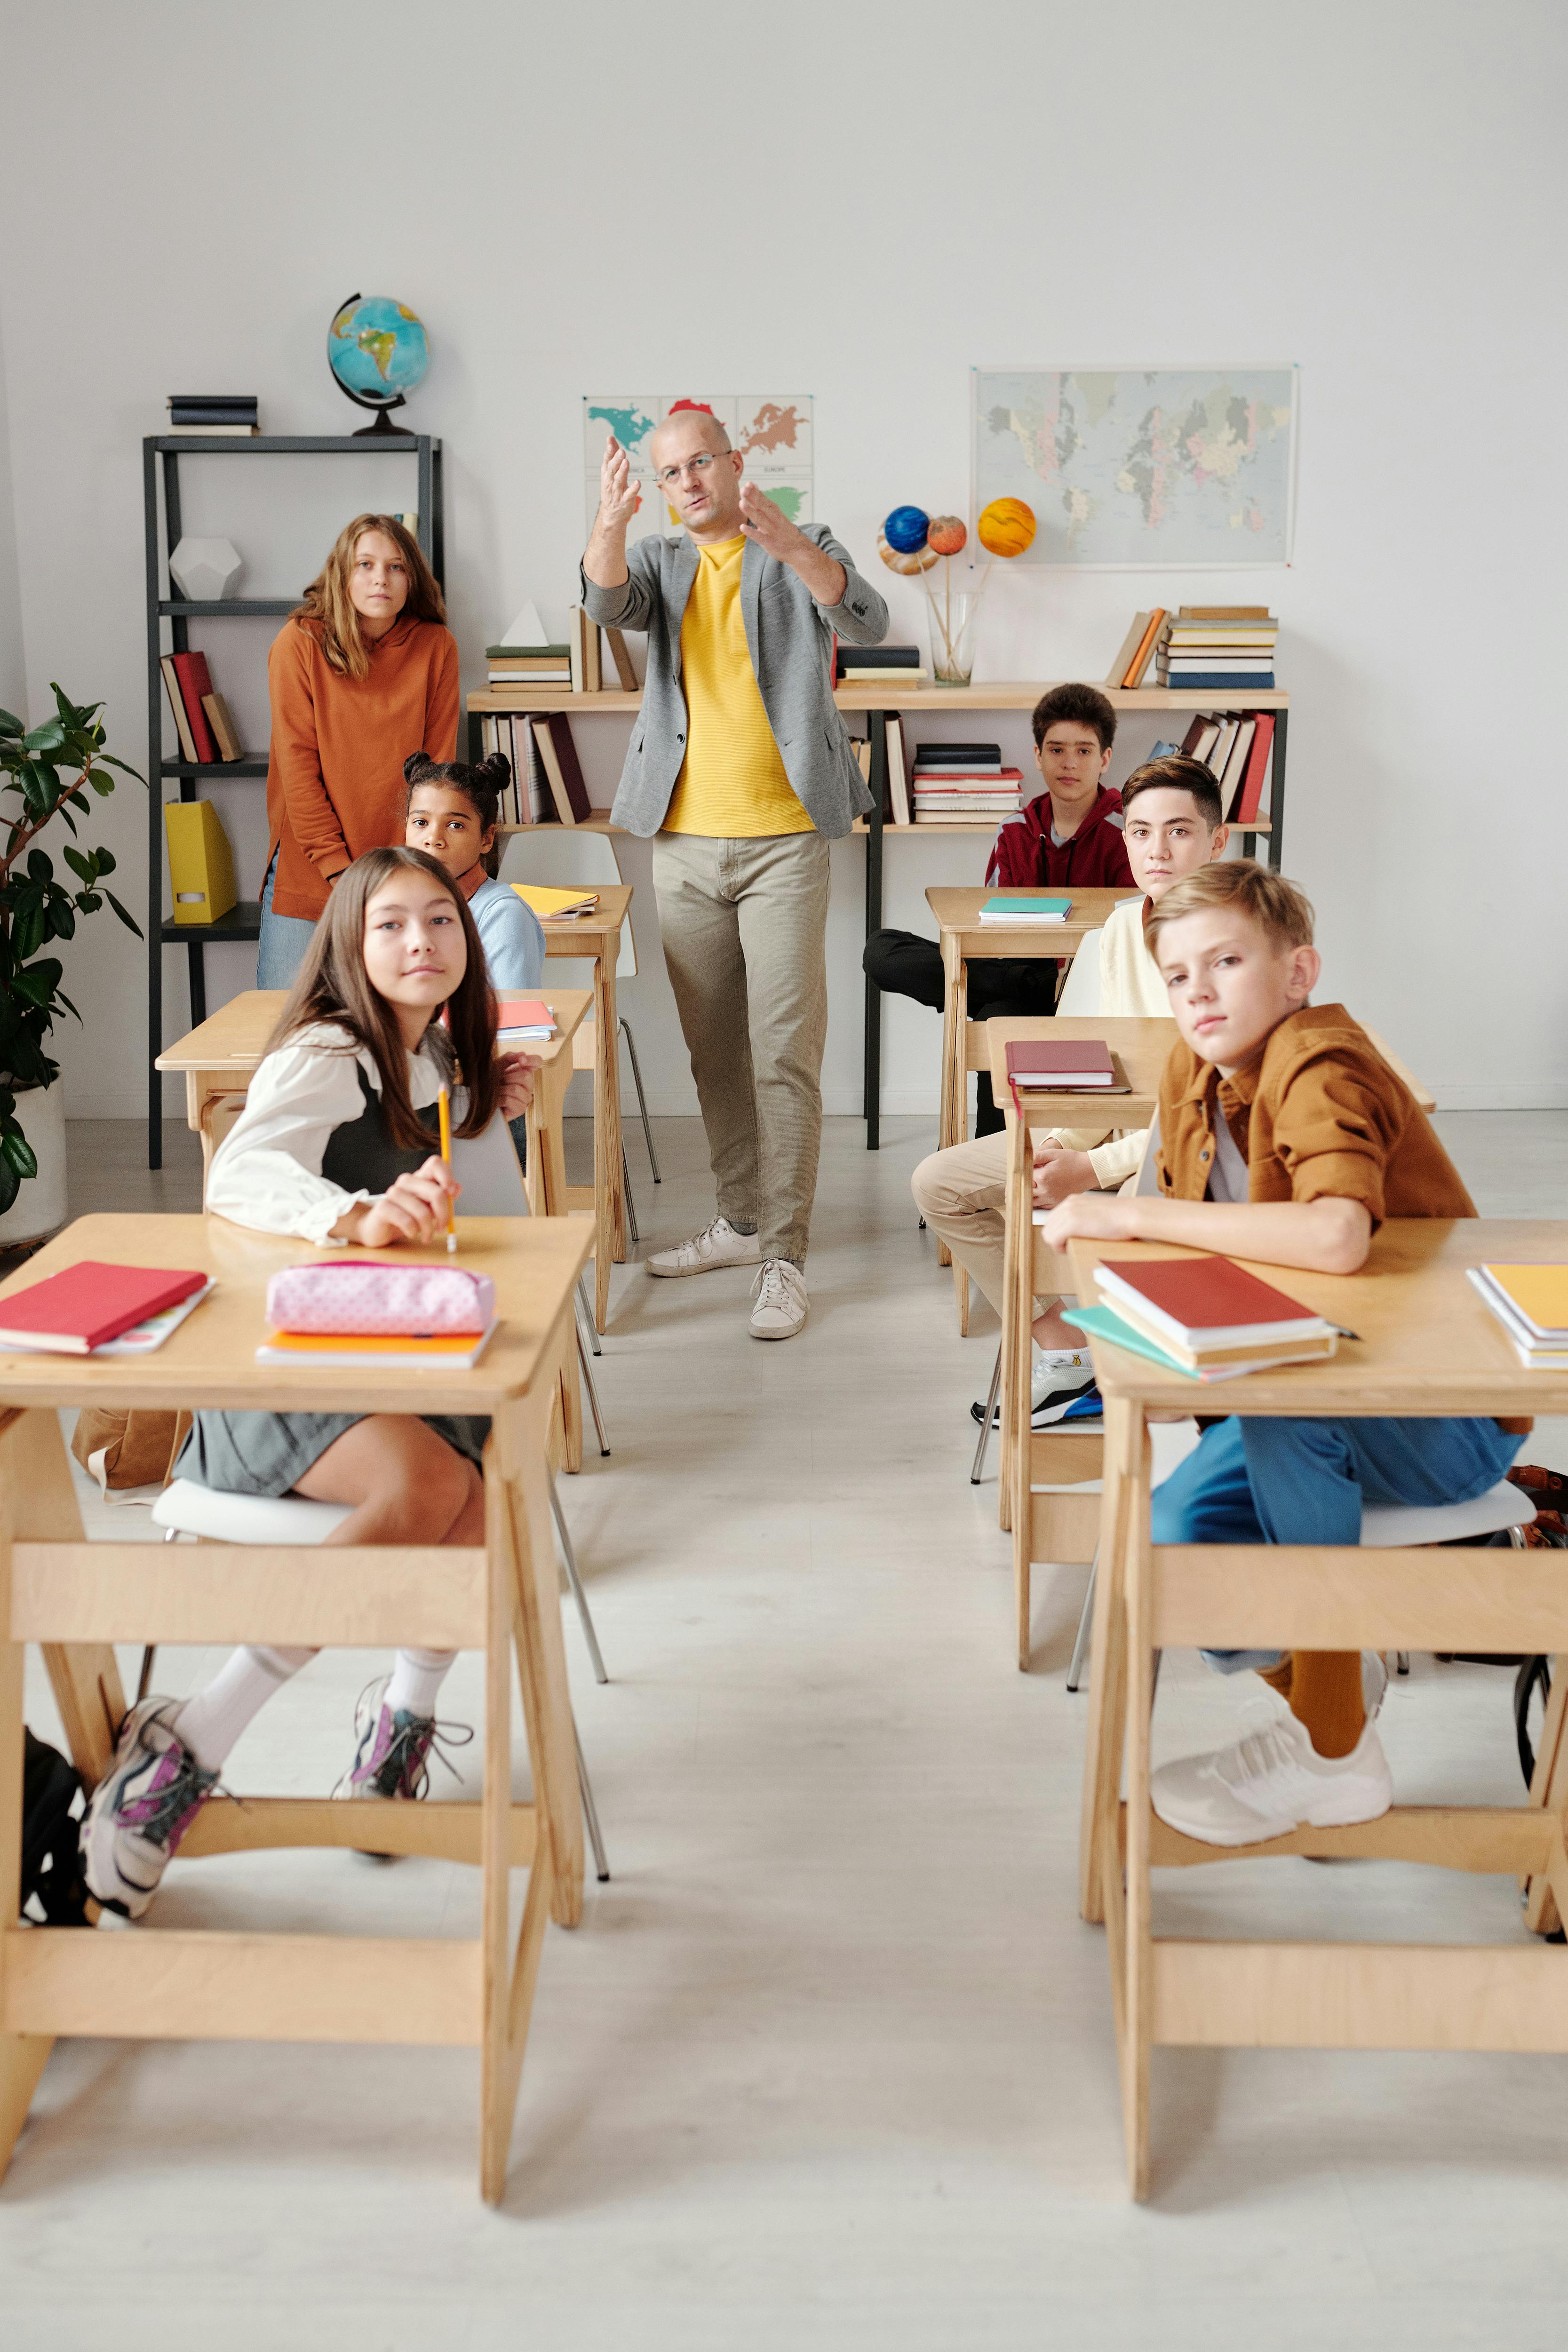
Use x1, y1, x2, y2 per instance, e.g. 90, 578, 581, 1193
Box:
661, 535, 814, 837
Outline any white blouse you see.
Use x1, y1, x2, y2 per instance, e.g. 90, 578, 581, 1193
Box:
206, 1023, 452, 1244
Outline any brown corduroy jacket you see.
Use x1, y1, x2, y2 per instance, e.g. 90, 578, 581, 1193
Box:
265, 614, 459, 921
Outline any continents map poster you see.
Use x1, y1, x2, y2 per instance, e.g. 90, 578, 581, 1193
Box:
584, 396, 813, 542
973, 367, 1297, 567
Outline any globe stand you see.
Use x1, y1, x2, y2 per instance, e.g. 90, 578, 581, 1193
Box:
352, 399, 416, 441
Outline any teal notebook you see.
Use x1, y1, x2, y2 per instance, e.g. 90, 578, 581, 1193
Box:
1062, 1304, 1200, 1379
981, 895, 1070, 919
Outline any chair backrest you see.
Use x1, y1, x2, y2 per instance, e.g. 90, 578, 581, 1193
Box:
498, 826, 637, 979
1055, 928, 1102, 1016
449, 1113, 530, 1216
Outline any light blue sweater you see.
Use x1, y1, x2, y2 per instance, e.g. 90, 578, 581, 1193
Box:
469, 875, 546, 993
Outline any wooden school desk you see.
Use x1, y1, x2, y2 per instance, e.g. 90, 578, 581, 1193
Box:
537, 884, 634, 1333
0, 1210, 592, 2204
1064, 1218, 1568, 2202
989, 1016, 1178, 1661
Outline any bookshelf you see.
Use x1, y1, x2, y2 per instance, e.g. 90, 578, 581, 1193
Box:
471, 679, 1289, 1150
143, 433, 444, 1167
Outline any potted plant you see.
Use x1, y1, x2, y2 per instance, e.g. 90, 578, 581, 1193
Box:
0, 688, 143, 1243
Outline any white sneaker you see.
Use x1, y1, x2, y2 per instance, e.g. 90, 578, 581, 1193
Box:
749, 1258, 808, 1340
1151, 1698, 1393, 1847
646, 1216, 762, 1279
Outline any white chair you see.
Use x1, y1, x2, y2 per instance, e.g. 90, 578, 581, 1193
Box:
497, 828, 661, 1229
149, 1475, 611, 1883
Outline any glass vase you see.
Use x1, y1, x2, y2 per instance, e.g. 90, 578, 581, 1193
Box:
926, 584, 978, 686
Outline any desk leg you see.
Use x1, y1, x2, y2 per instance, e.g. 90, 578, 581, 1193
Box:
528, 1059, 581, 1471
1080, 1398, 1139, 1925
1524, 1661, 1568, 1934
0, 1413, 56, 2180
593, 951, 626, 1332
1115, 1416, 1154, 2201
863, 723, 886, 1150
935, 938, 963, 1269
494, 1365, 584, 1932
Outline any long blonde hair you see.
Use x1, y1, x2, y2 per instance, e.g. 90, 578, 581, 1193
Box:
292, 513, 446, 681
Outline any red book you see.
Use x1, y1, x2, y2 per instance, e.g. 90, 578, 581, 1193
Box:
1005, 1039, 1117, 1093
0, 1262, 208, 1354
1096, 1255, 1322, 1341
1234, 711, 1275, 825
495, 996, 555, 1033
171, 652, 221, 764
537, 712, 593, 823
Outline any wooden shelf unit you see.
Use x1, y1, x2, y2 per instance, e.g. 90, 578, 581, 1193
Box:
144, 432, 445, 1169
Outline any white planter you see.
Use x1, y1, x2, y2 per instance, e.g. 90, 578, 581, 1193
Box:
0, 1082, 68, 1245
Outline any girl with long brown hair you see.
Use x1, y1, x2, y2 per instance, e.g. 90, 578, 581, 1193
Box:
80, 849, 539, 1921
259, 515, 458, 988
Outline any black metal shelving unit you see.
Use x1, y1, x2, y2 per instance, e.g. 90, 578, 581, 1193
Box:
143, 434, 444, 1165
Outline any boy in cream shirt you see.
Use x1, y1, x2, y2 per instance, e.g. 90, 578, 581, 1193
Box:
910, 756, 1227, 1426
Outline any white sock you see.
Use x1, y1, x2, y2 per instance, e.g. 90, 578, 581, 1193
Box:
1033, 1342, 1091, 1369
385, 1647, 456, 1720
173, 1644, 317, 1772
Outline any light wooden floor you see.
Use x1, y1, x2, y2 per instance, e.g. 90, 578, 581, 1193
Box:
8, 1110, 1568, 2352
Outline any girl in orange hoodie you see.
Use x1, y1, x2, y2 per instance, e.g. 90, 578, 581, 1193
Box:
259, 513, 459, 986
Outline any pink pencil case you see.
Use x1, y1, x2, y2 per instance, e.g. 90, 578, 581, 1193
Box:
266, 1262, 497, 1335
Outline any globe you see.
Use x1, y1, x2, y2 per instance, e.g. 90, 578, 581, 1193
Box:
327, 294, 430, 431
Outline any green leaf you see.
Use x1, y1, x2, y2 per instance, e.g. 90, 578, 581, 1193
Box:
63, 846, 92, 883
93, 846, 116, 875
50, 684, 98, 730
21, 720, 65, 755
1, 1130, 38, 1182
10, 969, 56, 1007
54, 988, 81, 1023
12, 906, 45, 960
89, 753, 144, 783
105, 890, 142, 937
0, 1160, 19, 1217
0, 1089, 15, 1121
0, 711, 24, 740
44, 903, 74, 943
76, 892, 102, 913
25, 848, 52, 883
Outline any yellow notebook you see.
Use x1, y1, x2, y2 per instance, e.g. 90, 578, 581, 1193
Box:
164, 800, 237, 926
1481, 1265, 1568, 1338
511, 884, 599, 920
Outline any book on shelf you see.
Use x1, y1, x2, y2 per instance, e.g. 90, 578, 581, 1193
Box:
979, 894, 1070, 927
605, 626, 638, 691
841, 665, 928, 683
533, 711, 593, 824
1005, 1038, 1116, 1093
913, 742, 1003, 769
1159, 670, 1276, 691
886, 714, 910, 825
1105, 612, 1153, 689
167, 423, 261, 437
1087, 1256, 1337, 1375
835, 644, 923, 677
1467, 1264, 1568, 1369
167, 394, 259, 436
568, 604, 601, 694
1216, 717, 1256, 819
164, 800, 238, 926
170, 652, 221, 764
487, 672, 572, 688
200, 692, 243, 762
1106, 607, 1167, 689
1178, 715, 1223, 766
0, 1261, 208, 1355
1177, 606, 1274, 620
487, 644, 571, 667
159, 657, 198, 762
1234, 713, 1274, 824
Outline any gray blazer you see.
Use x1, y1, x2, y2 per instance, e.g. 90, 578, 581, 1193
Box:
580, 526, 889, 838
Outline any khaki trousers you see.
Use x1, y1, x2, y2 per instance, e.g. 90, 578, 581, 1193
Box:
910, 1130, 1010, 1317
652, 830, 831, 1265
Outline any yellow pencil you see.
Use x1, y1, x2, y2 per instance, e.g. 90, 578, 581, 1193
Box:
437, 1084, 456, 1254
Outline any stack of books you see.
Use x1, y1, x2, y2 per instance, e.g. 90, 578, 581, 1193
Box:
1066, 1256, 1338, 1384
167, 395, 259, 437
1157, 608, 1278, 691
477, 713, 593, 826
1178, 711, 1275, 826
1468, 1264, 1568, 1370
911, 742, 1021, 824
0, 1263, 212, 1357
836, 645, 928, 686
159, 651, 242, 764
495, 996, 556, 1044
487, 644, 573, 691
1104, 608, 1168, 689
1004, 1037, 1119, 1104
979, 893, 1069, 927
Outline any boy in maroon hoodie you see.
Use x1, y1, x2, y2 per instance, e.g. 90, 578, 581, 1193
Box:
863, 684, 1133, 1134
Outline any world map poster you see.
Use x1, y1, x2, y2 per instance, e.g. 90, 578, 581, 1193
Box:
583, 396, 813, 543
972, 367, 1297, 567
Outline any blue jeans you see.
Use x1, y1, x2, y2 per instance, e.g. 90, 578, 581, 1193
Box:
256, 854, 321, 991
1151, 1414, 1524, 1672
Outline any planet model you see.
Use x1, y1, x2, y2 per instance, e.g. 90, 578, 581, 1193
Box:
977, 497, 1036, 558
927, 514, 967, 557
328, 293, 430, 437
876, 531, 939, 576
882, 504, 930, 555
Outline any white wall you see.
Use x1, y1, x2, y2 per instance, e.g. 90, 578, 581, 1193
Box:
0, 0, 1562, 1126
0, 300, 24, 724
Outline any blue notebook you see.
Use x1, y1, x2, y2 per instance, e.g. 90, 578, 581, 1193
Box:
979, 895, 1070, 922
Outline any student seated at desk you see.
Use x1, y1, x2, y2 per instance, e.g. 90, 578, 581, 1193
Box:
863, 683, 1134, 1136
911, 754, 1227, 1430
403, 749, 547, 990
1039, 859, 1526, 1847
80, 848, 537, 1920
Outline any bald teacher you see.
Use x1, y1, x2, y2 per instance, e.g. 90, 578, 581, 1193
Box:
582, 410, 888, 1340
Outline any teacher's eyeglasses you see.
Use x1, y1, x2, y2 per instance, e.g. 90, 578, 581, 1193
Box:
653, 453, 720, 488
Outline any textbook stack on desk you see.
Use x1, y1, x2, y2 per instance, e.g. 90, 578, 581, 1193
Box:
0, 1261, 210, 1355
1469, 1263, 1568, 1368
979, 893, 1070, 927
496, 996, 556, 1043
1068, 1255, 1338, 1382
1158, 607, 1279, 691
1004, 1037, 1118, 1099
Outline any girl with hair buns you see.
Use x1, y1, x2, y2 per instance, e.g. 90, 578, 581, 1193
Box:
259, 514, 458, 987
403, 751, 546, 992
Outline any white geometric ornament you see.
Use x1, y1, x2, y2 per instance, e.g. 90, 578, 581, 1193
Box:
169, 537, 243, 601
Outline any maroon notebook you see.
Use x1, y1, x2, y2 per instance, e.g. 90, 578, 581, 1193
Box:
1005, 1039, 1116, 1090
171, 652, 220, 764
0, 1261, 207, 1353
1098, 1255, 1318, 1336
538, 712, 593, 823
1234, 712, 1275, 825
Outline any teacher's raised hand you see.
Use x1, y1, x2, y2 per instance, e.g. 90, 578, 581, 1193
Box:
597, 435, 641, 532
739, 482, 846, 607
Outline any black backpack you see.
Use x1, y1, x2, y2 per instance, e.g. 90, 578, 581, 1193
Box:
22, 1729, 94, 1926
